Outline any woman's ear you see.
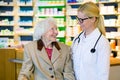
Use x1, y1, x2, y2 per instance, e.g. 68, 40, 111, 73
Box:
91, 17, 96, 23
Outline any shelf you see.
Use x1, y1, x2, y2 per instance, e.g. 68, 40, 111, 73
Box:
18, 24, 33, 26
107, 37, 120, 40
105, 25, 120, 27
35, 0, 66, 43
66, 0, 120, 48
36, 14, 65, 17
16, 33, 33, 36
67, 3, 82, 5
18, 14, 33, 16
67, 1, 120, 5
57, 24, 65, 27
67, 13, 120, 16
36, 4, 65, 7
67, 14, 77, 16
17, 0, 33, 6
101, 13, 120, 16
0, 24, 14, 26
0, 14, 14, 16
99, 1, 120, 4
67, 1, 99, 5
0, 34, 14, 36
17, 4, 33, 6
112, 49, 120, 52
0, 3, 14, 6
0, 0, 120, 45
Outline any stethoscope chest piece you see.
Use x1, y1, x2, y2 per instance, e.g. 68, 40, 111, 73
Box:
90, 48, 96, 53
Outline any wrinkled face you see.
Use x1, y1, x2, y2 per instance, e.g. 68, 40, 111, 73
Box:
77, 11, 94, 32
43, 24, 58, 42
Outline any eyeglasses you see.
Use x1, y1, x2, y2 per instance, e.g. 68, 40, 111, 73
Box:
76, 16, 92, 23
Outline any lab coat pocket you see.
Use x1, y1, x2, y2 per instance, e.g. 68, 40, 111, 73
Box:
83, 51, 97, 65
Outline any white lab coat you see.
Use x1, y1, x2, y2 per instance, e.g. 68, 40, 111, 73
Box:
72, 28, 111, 80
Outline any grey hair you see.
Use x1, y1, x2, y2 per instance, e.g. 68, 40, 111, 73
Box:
33, 17, 57, 40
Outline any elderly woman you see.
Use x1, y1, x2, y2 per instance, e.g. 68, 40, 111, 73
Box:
18, 17, 75, 80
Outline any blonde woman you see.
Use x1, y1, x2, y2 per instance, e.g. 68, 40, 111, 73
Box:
18, 17, 75, 80
72, 2, 111, 80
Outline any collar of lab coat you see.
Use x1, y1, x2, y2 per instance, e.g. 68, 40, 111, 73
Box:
37, 39, 61, 51
82, 28, 101, 41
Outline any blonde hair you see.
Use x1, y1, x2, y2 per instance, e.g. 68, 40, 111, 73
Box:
78, 2, 106, 36
33, 17, 57, 40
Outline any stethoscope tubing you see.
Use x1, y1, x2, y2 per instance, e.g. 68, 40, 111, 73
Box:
73, 32, 102, 53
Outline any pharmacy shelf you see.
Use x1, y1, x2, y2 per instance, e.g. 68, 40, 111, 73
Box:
17, 4, 33, 6
16, 33, 33, 36
36, 15, 65, 17
99, 1, 120, 4
66, 0, 120, 49
0, 24, 14, 26
18, 14, 33, 16
0, 34, 14, 36
105, 26, 120, 27
1, 0, 120, 47
101, 13, 120, 16
37, 4, 65, 7
36, 0, 66, 43
0, 14, 14, 16
0, 4, 14, 6
0, 0, 34, 47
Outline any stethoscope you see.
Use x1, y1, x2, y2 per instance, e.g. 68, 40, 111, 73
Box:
74, 32, 102, 53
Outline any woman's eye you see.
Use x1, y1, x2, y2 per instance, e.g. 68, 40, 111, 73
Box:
51, 28, 54, 30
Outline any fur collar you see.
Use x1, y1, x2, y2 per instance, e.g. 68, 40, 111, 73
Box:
37, 39, 61, 51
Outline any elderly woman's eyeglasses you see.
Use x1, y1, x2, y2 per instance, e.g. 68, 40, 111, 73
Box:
76, 16, 92, 23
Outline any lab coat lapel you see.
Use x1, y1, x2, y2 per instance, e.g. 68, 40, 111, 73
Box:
51, 46, 61, 64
